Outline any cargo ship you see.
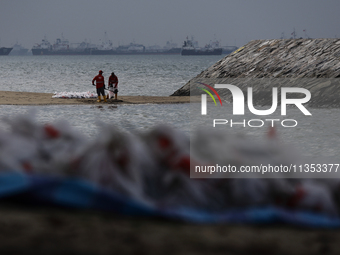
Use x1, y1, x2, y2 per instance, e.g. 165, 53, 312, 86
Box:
31, 37, 96, 55
181, 37, 223, 56
9, 43, 29, 55
0, 47, 13, 55
32, 36, 181, 55
90, 42, 181, 55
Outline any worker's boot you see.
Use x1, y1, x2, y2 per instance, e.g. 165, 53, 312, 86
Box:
106, 94, 109, 99
97, 96, 101, 103
103, 95, 107, 102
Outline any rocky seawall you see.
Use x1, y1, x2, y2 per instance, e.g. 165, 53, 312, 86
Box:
172, 39, 340, 107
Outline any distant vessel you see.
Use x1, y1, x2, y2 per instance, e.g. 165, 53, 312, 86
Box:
90, 36, 116, 55
32, 34, 184, 56
181, 37, 223, 56
32, 37, 181, 56
9, 43, 29, 55
31, 37, 95, 55
91, 42, 144, 55
91, 42, 181, 55
0, 47, 13, 55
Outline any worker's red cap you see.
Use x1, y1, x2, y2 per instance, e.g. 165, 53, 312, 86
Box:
99, 70, 103, 73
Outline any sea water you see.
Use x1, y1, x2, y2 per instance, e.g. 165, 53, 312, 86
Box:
0, 54, 220, 135
0, 55, 339, 157
0, 54, 219, 95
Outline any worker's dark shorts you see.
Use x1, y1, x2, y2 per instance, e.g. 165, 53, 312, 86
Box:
96, 87, 105, 96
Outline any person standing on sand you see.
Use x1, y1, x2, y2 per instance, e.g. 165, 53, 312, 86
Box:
92, 70, 107, 103
108, 72, 119, 100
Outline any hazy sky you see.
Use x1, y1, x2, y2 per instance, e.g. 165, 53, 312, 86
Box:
0, 0, 339, 49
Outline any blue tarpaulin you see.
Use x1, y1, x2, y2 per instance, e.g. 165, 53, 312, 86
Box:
1, 173, 340, 228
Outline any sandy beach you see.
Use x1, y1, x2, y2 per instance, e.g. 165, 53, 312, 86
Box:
0, 91, 198, 105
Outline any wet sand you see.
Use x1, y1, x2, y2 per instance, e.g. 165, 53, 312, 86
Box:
0, 91, 199, 105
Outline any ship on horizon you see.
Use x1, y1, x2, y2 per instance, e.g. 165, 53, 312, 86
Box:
181, 37, 223, 56
181, 37, 237, 56
31, 37, 96, 55
0, 47, 13, 55
91, 41, 181, 55
31, 37, 181, 55
9, 43, 30, 55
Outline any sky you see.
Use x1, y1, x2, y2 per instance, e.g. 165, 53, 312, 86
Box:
0, 0, 339, 49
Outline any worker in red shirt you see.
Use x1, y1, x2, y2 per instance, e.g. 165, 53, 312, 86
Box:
92, 70, 106, 102
108, 72, 119, 100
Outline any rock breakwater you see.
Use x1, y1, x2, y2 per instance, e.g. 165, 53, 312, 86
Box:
172, 39, 340, 107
